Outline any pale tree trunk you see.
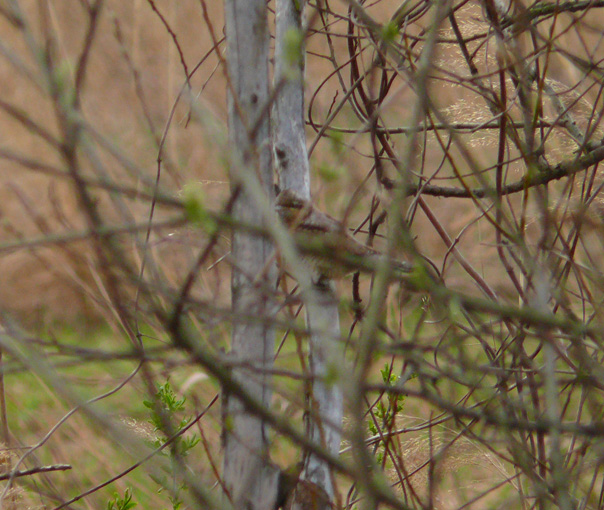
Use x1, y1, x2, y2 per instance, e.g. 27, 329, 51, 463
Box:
223, 1, 277, 509
274, 1, 343, 508
273, 0, 310, 198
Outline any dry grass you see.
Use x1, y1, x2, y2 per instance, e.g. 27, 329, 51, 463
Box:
2, 0, 604, 509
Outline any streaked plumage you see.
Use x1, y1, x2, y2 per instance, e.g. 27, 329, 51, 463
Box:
275, 189, 413, 280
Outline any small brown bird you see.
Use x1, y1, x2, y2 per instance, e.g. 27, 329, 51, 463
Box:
275, 189, 414, 281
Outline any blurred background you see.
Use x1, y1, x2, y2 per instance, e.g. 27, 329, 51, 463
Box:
2, 0, 604, 508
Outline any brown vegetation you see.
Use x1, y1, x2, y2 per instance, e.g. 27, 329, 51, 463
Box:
3, 0, 604, 509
